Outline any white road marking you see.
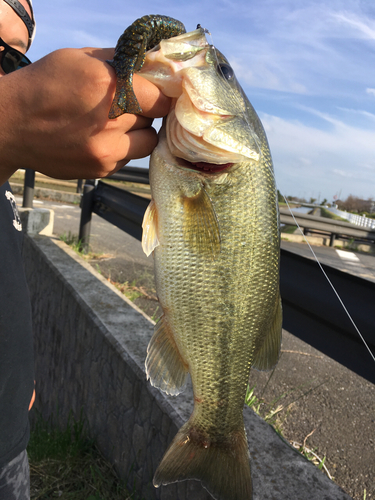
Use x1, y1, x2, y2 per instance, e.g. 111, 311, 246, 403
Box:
335, 250, 360, 261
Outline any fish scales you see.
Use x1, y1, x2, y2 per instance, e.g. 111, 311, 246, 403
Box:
109, 19, 282, 500
150, 131, 279, 433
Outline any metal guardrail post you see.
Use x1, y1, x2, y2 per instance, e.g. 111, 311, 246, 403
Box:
79, 179, 96, 253
76, 179, 84, 194
22, 168, 35, 208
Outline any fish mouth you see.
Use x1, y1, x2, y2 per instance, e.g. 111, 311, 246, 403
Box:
185, 161, 233, 173
174, 155, 234, 173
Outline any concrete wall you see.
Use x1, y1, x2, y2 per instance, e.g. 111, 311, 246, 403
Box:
22, 234, 352, 500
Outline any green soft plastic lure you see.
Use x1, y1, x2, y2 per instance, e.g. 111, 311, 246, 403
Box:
108, 14, 186, 118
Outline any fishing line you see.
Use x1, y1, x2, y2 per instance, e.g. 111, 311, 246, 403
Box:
283, 197, 375, 364
205, 28, 375, 364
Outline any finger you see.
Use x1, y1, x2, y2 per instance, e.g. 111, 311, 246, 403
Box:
115, 113, 154, 132
133, 74, 172, 118
114, 127, 158, 169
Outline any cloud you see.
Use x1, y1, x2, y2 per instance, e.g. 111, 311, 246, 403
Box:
333, 12, 375, 39
260, 111, 375, 199
366, 88, 375, 97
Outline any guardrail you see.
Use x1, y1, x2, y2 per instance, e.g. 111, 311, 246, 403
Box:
22, 169, 36, 208
78, 173, 375, 250
279, 207, 375, 246
326, 207, 375, 229
78, 167, 150, 250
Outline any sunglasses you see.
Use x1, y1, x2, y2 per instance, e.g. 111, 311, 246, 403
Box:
0, 37, 31, 74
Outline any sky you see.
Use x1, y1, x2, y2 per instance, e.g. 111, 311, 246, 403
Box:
27, 0, 375, 202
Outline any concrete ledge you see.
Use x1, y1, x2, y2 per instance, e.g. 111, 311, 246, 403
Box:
281, 232, 374, 253
281, 233, 329, 246
10, 182, 81, 204
19, 207, 54, 236
23, 235, 352, 500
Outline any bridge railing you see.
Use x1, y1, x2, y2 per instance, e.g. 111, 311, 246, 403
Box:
326, 207, 375, 229
279, 207, 375, 246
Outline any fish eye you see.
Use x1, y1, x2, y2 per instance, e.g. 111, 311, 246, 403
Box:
217, 63, 234, 80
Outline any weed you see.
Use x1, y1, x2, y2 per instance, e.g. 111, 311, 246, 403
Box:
291, 429, 332, 480
108, 277, 158, 303
150, 306, 161, 323
59, 233, 111, 261
245, 380, 331, 476
60, 231, 84, 253
245, 385, 289, 435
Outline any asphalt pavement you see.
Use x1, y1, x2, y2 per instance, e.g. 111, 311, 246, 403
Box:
19, 196, 375, 500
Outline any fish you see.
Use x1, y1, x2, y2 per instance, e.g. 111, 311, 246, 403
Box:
107, 14, 186, 119
138, 27, 283, 500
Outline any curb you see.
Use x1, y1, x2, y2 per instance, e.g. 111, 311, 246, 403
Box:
10, 182, 81, 205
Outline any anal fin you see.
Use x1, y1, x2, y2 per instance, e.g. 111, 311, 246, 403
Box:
142, 199, 159, 257
252, 293, 282, 371
145, 315, 189, 396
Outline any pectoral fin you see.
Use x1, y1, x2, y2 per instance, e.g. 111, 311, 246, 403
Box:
252, 293, 282, 370
142, 199, 159, 257
182, 187, 221, 259
145, 315, 189, 396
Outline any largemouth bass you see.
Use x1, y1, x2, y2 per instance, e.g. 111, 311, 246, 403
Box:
108, 17, 282, 500
139, 27, 282, 500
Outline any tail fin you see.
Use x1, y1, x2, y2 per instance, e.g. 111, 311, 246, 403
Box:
153, 417, 252, 500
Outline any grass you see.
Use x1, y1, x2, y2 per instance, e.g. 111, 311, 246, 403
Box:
60, 232, 84, 254
28, 412, 137, 500
280, 224, 298, 234
59, 232, 111, 261
320, 207, 348, 221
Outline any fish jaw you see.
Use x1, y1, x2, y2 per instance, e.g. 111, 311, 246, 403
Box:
151, 125, 236, 177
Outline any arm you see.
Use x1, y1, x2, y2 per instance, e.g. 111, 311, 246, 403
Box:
0, 47, 171, 185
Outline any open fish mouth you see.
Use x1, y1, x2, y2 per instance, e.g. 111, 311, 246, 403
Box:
165, 74, 256, 171
175, 158, 234, 173
187, 161, 233, 172
138, 28, 261, 174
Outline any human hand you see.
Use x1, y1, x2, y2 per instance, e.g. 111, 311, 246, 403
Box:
0, 47, 171, 184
